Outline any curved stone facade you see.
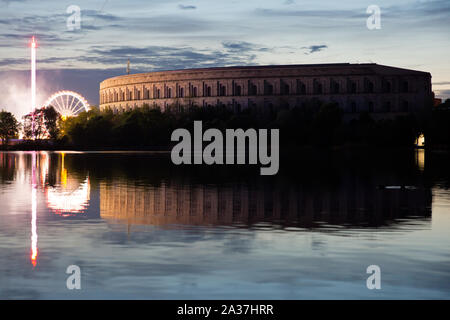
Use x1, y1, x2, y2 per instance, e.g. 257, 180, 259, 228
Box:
99, 63, 432, 117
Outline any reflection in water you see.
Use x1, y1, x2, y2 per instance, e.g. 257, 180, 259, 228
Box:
100, 176, 431, 229
0, 150, 448, 299
8, 152, 90, 267
31, 152, 38, 267
45, 152, 90, 215
46, 178, 90, 215
95, 150, 433, 230
416, 149, 425, 171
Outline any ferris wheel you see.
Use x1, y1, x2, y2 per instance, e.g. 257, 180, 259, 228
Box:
43, 90, 90, 118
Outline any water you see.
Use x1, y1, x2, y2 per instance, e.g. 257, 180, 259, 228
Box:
0, 150, 449, 299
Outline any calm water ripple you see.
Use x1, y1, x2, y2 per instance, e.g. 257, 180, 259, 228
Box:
0, 150, 449, 299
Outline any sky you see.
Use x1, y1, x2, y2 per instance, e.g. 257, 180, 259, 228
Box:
0, 0, 449, 118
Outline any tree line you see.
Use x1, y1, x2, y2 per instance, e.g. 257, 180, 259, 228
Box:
1, 99, 450, 149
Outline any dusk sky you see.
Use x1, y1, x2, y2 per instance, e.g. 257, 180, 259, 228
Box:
0, 0, 449, 117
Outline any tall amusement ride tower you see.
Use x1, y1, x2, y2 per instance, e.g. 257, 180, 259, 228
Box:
30, 36, 37, 135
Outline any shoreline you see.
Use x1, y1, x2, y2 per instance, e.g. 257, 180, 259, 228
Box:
1, 144, 448, 154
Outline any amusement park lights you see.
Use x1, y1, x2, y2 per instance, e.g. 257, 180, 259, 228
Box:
28, 36, 90, 124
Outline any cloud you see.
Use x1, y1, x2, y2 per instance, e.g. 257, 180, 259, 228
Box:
435, 89, 450, 99
254, 7, 365, 19
301, 44, 328, 54
178, 4, 197, 10
82, 10, 122, 22
78, 42, 261, 71
221, 41, 269, 52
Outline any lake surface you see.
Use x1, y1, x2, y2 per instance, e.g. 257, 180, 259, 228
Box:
0, 150, 449, 299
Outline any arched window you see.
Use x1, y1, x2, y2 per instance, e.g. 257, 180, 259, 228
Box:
235, 85, 242, 96
365, 78, 374, 93
330, 80, 339, 94
264, 81, 274, 95
314, 80, 322, 94
347, 79, 357, 93
297, 80, 306, 95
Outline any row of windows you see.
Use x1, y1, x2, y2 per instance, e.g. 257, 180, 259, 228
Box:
101, 79, 412, 104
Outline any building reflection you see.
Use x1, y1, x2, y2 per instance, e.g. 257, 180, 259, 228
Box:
415, 149, 425, 171
100, 175, 432, 229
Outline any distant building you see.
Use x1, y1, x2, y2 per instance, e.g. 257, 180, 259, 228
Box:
99, 63, 433, 119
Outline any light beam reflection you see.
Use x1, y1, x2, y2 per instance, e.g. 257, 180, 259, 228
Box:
31, 152, 38, 267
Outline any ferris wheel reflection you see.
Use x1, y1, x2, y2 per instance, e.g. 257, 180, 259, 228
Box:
29, 152, 91, 267
45, 153, 90, 216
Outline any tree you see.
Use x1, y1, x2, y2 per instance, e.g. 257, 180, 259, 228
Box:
43, 106, 61, 140
22, 106, 61, 140
22, 110, 45, 140
0, 110, 19, 146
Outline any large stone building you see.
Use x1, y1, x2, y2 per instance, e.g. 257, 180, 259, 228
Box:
99, 63, 433, 118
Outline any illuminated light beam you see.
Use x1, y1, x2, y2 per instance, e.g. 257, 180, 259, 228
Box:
30, 36, 37, 138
